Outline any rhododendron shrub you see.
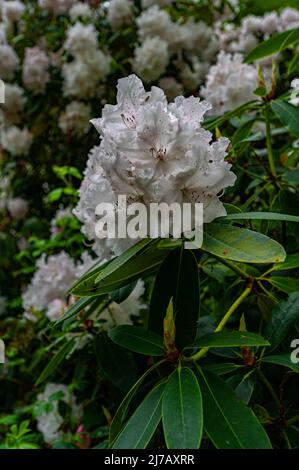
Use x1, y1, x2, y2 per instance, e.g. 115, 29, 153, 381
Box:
0, 0, 299, 452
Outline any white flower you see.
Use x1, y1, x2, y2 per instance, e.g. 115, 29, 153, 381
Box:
46, 298, 66, 321
38, 0, 75, 15
133, 37, 169, 82
2, 0, 25, 24
59, 101, 91, 136
158, 77, 183, 101
178, 56, 209, 91
107, 0, 133, 30
280, 8, 299, 30
201, 51, 258, 115
75, 75, 236, 255
0, 43, 19, 79
137, 5, 173, 42
99, 280, 145, 329
22, 251, 95, 319
181, 20, 219, 62
0, 23, 7, 43
64, 22, 98, 57
36, 383, 81, 444
22, 47, 50, 94
289, 78, 299, 106
0, 126, 33, 155
69, 2, 92, 21
62, 51, 111, 98
2, 83, 25, 119
7, 197, 28, 220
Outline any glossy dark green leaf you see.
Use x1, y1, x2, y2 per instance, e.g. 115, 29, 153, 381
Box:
191, 331, 269, 349
261, 354, 299, 373
264, 292, 299, 351
108, 325, 164, 356
271, 100, 299, 138
162, 368, 203, 449
223, 212, 299, 223
109, 360, 167, 445
54, 296, 94, 325
196, 367, 272, 449
36, 340, 75, 385
202, 223, 285, 264
111, 281, 137, 304
269, 276, 299, 294
245, 28, 299, 63
272, 253, 299, 271
231, 120, 255, 148
112, 382, 165, 449
94, 334, 138, 392
203, 363, 243, 376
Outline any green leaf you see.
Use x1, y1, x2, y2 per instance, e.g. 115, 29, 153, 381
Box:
112, 382, 165, 449
245, 28, 299, 63
108, 325, 164, 356
111, 281, 137, 304
54, 296, 94, 325
261, 354, 299, 374
109, 359, 167, 445
231, 119, 255, 148
36, 340, 75, 385
94, 334, 138, 392
202, 223, 285, 264
288, 52, 299, 75
273, 253, 299, 271
162, 368, 203, 449
149, 248, 200, 350
195, 367, 272, 449
264, 292, 299, 351
72, 240, 169, 297
223, 212, 299, 223
269, 276, 299, 294
190, 331, 269, 349
271, 100, 299, 138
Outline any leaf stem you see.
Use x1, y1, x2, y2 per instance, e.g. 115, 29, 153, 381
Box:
186, 280, 253, 362
264, 107, 277, 177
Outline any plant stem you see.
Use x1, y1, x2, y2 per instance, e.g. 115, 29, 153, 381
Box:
186, 280, 253, 362
265, 107, 277, 177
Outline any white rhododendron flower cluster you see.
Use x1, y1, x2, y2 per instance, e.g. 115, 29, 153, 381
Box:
7, 196, 28, 220
107, 0, 134, 30
1, 83, 26, 122
36, 383, 81, 444
133, 5, 218, 87
62, 21, 111, 99
0, 125, 33, 155
0, 43, 19, 80
74, 74, 236, 257
22, 47, 50, 94
22, 251, 94, 321
69, 2, 92, 21
201, 51, 258, 115
59, 101, 91, 136
1, 0, 25, 25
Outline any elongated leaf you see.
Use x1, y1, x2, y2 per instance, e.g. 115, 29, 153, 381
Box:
231, 120, 255, 148
94, 334, 138, 392
262, 354, 299, 374
112, 382, 165, 449
149, 248, 200, 350
264, 292, 299, 351
273, 253, 299, 271
223, 212, 299, 223
191, 331, 269, 349
269, 276, 299, 294
36, 340, 75, 385
111, 281, 137, 304
109, 359, 167, 445
95, 238, 153, 283
54, 296, 94, 325
202, 223, 285, 264
245, 28, 299, 63
204, 101, 260, 130
195, 367, 272, 449
203, 363, 244, 375
271, 100, 299, 138
108, 325, 164, 356
162, 368, 203, 449
72, 242, 169, 296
